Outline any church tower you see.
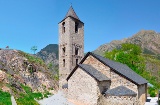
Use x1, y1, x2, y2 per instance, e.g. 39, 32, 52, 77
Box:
58, 6, 84, 88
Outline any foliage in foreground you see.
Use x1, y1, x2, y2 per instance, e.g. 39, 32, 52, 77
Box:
0, 90, 11, 105
16, 84, 51, 105
16, 84, 42, 105
104, 43, 160, 96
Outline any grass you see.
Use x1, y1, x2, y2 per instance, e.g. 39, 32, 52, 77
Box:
16, 84, 51, 105
0, 90, 11, 105
16, 84, 42, 105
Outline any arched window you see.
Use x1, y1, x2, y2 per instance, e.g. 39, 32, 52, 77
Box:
62, 22, 65, 33
63, 59, 65, 67
62, 47, 65, 55
75, 47, 78, 55
75, 22, 79, 33
76, 59, 78, 65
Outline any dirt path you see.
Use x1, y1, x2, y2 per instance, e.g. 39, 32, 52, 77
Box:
11, 96, 17, 105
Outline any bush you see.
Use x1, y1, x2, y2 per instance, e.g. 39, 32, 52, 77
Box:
148, 87, 156, 97
0, 90, 11, 105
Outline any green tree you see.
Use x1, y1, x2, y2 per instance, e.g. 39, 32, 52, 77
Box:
31, 46, 37, 54
104, 43, 144, 72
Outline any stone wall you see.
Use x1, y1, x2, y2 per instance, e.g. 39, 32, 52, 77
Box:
138, 84, 147, 105
101, 95, 138, 105
83, 55, 110, 77
68, 67, 98, 105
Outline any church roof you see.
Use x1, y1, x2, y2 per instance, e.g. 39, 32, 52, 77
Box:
105, 86, 137, 96
78, 64, 110, 81
67, 52, 148, 85
64, 6, 80, 20
88, 52, 148, 85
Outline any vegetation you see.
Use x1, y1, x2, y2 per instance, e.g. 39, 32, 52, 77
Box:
19, 51, 45, 67
16, 84, 43, 105
31, 46, 38, 54
48, 63, 59, 80
0, 90, 11, 105
148, 87, 156, 97
104, 43, 160, 96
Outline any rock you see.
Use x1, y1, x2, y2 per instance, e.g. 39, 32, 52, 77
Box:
0, 70, 5, 82
2, 86, 10, 93
0, 49, 58, 95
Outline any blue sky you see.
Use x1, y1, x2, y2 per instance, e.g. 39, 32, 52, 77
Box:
0, 0, 160, 54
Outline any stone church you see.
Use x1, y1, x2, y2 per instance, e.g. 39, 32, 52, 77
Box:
59, 6, 148, 105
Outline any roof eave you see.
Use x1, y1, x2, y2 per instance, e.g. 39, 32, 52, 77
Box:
59, 16, 84, 24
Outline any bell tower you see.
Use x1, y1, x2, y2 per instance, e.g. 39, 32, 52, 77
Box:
58, 6, 84, 88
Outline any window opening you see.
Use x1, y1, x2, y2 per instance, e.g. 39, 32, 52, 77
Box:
75, 22, 79, 33
62, 47, 65, 55
62, 22, 65, 33
75, 47, 78, 55
76, 59, 78, 65
63, 59, 65, 67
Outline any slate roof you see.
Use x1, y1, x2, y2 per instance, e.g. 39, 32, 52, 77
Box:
62, 83, 68, 89
64, 6, 79, 20
87, 52, 148, 85
67, 52, 148, 85
79, 64, 110, 81
59, 6, 83, 24
105, 86, 137, 96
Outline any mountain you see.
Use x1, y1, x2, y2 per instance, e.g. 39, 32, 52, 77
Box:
94, 30, 160, 56
0, 49, 58, 104
36, 44, 59, 83
36, 44, 58, 66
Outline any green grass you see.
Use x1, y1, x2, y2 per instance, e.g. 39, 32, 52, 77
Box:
0, 90, 11, 105
16, 84, 52, 105
16, 95, 39, 105
16, 85, 42, 105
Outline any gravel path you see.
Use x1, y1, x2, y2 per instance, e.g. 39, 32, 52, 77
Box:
38, 91, 75, 105
11, 96, 17, 105
145, 97, 158, 105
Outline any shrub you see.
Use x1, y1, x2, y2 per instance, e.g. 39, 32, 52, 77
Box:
0, 90, 11, 105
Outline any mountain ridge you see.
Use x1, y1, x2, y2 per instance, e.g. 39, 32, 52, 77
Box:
94, 30, 160, 56
36, 44, 58, 66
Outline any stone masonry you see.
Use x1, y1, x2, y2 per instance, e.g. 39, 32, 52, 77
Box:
67, 52, 147, 105
59, 6, 84, 88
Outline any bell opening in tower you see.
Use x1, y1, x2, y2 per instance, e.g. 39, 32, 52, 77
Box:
63, 59, 65, 67
62, 22, 65, 33
76, 59, 78, 65
62, 47, 65, 55
75, 22, 79, 33
75, 47, 79, 55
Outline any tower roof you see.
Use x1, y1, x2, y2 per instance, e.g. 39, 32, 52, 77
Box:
64, 6, 80, 20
